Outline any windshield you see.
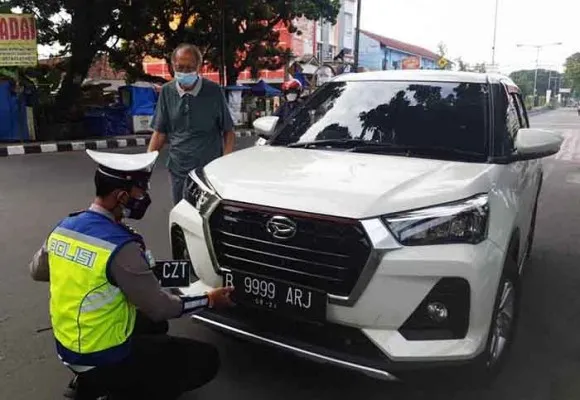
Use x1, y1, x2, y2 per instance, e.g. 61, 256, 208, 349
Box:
270, 80, 490, 160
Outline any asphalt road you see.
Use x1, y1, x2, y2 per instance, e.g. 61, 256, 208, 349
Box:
2, 110, 580, 400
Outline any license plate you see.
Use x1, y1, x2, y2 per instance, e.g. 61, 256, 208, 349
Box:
153, 260, 192, 288
223, 270, 327, 321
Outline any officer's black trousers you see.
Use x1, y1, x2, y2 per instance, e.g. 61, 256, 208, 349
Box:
74, 313, 219, 400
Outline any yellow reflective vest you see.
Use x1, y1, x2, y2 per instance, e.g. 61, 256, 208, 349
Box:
47, 210, 141, 366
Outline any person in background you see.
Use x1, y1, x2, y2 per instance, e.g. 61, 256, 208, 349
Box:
30, 149, 234, 400
148, 43, 235, 205
273, 78, 305, 123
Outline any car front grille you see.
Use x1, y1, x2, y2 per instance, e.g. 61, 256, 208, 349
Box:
208, 201, 372, 297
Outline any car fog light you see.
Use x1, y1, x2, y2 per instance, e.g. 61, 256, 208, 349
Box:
427, 302, 449, 323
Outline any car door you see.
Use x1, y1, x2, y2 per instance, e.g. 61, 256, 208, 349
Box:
503, 82, 538, 258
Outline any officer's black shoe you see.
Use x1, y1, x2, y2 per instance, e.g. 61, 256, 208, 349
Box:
63, 376, 78, 398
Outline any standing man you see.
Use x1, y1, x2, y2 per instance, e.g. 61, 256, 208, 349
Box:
148, 43, 235, 205
30, 149, 235, 399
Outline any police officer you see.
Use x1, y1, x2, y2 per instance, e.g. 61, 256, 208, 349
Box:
29, 149, 234, 400
273, 78, 304, 123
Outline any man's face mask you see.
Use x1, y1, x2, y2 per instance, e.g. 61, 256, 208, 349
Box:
286, 93, 298, 102
175, 71, 199, 87
119, 190, 152, 220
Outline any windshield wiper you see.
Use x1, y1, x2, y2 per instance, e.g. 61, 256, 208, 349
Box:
348, 143, 485, 159
287, 139, 368, 148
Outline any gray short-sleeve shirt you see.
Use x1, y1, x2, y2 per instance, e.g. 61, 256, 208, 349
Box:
151, 78, 234, 177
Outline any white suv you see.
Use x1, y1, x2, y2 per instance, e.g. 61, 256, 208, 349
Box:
169, 71, 562, 383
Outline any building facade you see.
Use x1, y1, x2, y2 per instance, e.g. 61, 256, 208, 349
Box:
357, 30, 438, 71
316, 0, 357, 62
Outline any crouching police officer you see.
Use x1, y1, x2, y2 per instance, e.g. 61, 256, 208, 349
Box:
29, 149, 234, 400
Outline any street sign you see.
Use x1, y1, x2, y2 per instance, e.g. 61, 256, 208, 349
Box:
437, 57, 448, 69
0, 14, 38, 67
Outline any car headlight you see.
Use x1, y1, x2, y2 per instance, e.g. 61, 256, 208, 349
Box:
183, 168, 220, 215
382, 194, 489, 246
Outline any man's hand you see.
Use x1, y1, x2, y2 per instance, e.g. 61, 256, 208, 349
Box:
223, 131, 235, 155
207, 286, 235, 309
148, 131, 166, 152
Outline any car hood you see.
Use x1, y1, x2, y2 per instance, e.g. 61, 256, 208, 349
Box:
204, 146, 495, 219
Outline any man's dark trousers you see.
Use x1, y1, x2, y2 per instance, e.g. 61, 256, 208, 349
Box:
74, 313, 219, 399
170, 172, 187, 205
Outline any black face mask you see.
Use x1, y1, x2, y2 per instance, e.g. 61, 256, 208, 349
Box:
122, 192, 152, 220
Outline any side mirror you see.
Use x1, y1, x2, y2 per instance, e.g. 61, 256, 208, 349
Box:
252, 116, 279, 138
513, 128, 563, 161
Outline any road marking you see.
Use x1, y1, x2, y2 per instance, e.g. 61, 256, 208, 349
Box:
554, 131, 580, 162
565, 172, 580, 185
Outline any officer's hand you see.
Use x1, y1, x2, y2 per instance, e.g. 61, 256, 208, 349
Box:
207, 286, 235, 309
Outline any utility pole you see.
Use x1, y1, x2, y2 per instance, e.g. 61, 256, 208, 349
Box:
491, 0, 499, 67
219, 0, 227, 86
517, 42, 562, 106
353, 0, 362, 72
533, 46, 540, 100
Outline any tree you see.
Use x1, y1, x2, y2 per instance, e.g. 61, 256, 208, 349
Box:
112, 0, 341, 86
4, 0, 339, 112
4, 0, 160, 113
472, 62, 486, 73
564, 52, 580, 93
436, 41, 452, 70
455, 57, 468, 72
509, 68, 562, 98
453, 58, 486, 73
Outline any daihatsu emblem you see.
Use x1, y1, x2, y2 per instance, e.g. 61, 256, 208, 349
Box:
266, 216, 297, 240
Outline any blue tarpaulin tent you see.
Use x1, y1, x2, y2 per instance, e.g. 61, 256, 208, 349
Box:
83, 105, 130, 137
0, 82, 29, 142
224, 84, 251, 91
250, 80, 281, 97
119, 85, 158, 116
293, 72, 310, 88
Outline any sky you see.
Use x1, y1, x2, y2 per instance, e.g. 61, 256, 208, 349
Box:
359, 0, 580, 74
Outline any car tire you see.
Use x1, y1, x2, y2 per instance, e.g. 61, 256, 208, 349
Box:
464, 255, 521, 388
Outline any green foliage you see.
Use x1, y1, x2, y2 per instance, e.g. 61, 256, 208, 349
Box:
4, 0, 152, 110
564, 52, 580, 94
455, 57, 467, 72
111, 0, 340, 85
509, 69, 561, 98
5, 0, 340, 107
454, 57, 486, 73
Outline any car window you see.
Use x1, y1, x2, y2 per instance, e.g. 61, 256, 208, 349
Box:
512, 93, 529, 128
270, 80, 489, 158
505, 90, 521, 139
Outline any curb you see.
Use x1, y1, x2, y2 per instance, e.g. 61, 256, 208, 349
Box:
528, 107, 550, 116
0, 130, 255, 157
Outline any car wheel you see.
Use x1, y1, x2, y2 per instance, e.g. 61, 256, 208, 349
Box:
464, 257, 520, 388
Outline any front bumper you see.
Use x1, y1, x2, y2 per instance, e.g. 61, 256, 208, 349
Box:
169, 199, 506, 375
